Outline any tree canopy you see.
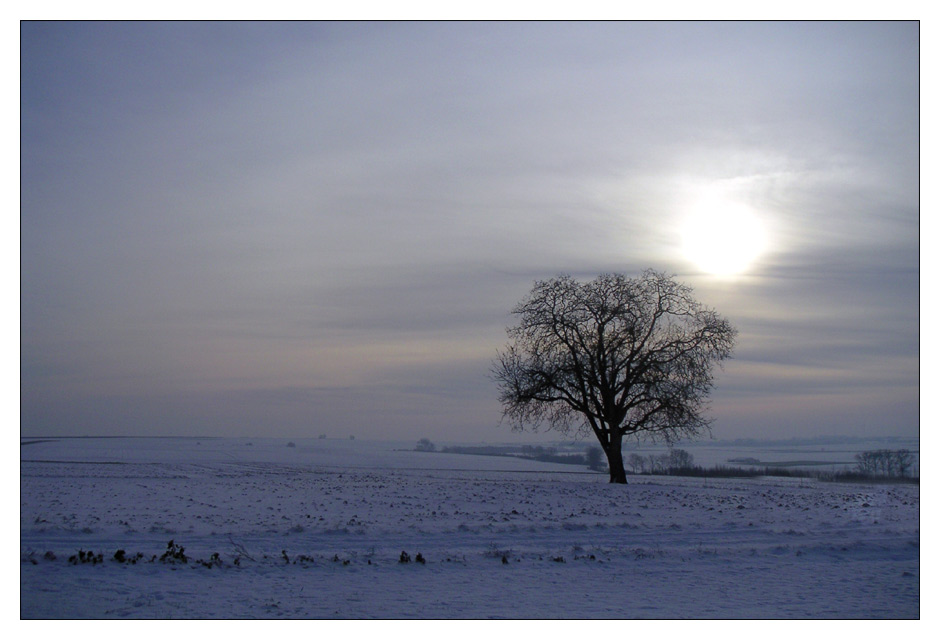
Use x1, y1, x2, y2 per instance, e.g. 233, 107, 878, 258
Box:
493, 270, 736, 483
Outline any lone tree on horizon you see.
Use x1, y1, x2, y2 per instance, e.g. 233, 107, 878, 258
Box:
493, 270, 736, 483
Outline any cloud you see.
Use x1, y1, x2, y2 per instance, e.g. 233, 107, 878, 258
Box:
20, 21, 919, 440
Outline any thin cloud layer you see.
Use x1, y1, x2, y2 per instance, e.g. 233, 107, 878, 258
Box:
21, 21, 918, 441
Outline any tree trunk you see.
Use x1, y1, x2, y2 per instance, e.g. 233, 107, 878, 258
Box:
605, 434, 627, 484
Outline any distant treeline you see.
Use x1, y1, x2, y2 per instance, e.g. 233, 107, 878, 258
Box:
415, 440, 601, 469
440, 444, 591, 467
627, 448, 918, 484
414, 440, 918, 483
721, 437, 915, 447
641, 464, 918, 484
853, 449, 916, 478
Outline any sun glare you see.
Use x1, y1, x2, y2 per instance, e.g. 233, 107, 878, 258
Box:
680, 194, 768, 277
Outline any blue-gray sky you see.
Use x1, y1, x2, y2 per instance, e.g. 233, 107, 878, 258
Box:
20, 21, 919, 442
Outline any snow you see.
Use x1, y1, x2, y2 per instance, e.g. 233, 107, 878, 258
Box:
20, 437, 919, 619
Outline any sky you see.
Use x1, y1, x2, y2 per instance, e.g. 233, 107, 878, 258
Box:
19, 21, 920, 443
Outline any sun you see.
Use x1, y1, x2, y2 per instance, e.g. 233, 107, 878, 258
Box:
680, 194, 768, 277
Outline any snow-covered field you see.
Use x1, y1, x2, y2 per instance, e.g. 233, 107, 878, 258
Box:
20, 437, 919, 619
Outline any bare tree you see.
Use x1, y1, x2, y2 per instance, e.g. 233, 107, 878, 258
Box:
894, 449, 914, 477
668, 448, 694, 470
493, 270, 736, 483
586, 446, 606, 472
855, 450, 879, 475
647, 453, 669, 474
627, 453, 647, 474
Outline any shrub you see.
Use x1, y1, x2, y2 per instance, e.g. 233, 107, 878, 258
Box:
415, 438, 436, 452
196, 552, 222, 569
159, 540, 187, 564
68, 549, 103, 565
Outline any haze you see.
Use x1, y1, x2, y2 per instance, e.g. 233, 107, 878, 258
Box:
20, 21, 919, 442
